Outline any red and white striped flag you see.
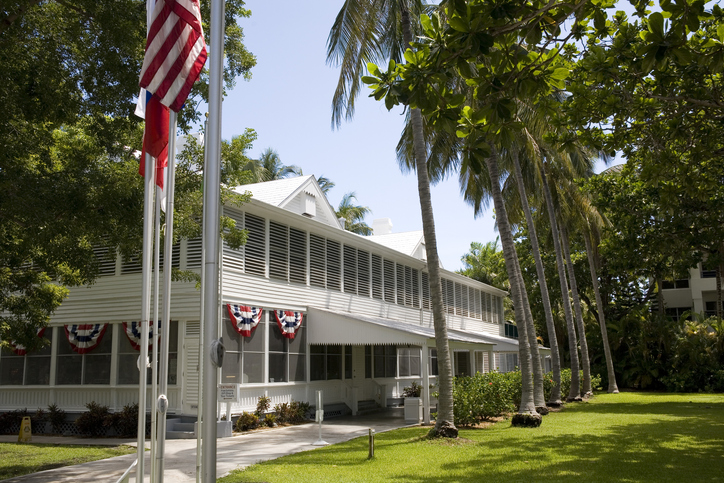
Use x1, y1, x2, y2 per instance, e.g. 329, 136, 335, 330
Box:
139, 0, 208, 113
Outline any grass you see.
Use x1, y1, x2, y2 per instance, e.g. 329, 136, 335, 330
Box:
219, 392, 724, 483
0, 443, 135, 480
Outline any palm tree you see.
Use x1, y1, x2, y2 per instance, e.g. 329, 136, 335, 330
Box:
328, 0, 458, 437
254, 148, 302, 182
336, 192, 373, 235
459, 238, 508, 290
317, 175, 335, 195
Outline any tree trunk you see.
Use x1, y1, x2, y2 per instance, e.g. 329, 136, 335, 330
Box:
540, 164, 581, 401
485, 152, 538, 418
520, 273, 548, 412
559, 223, 593, 397
583, 230, 619, 393
716, 263, 722, 322
511, 151, 562, 405
401, 6, 457, 438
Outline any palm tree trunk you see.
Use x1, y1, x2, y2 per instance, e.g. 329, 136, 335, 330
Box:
401, 6, 457, 438
583, 230, 619, 393
540, 163, 581, 401
511, 151, 562, 405
559, 223, 593, 397
520, 273, 549, 412
485, 152, 538, 420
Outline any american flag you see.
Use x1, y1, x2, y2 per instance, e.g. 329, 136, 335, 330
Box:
139, 0, 208, 113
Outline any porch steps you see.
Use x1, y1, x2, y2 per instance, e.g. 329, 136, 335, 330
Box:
357, 399, 381, 415
166, 417, 196, 439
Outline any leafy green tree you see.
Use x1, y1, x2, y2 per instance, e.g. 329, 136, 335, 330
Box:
458, 239, 507, 290
0, 0, 256, 349
336, 192, 373, 236
250, 148, 302, 182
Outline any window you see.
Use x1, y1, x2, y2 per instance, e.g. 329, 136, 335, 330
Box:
429, 348, 439, 376
396, 264, 405, 306
705, 302, 724, 318
344, 245, 357, 294
384, 260, 395, 302
57, 327, 112, 385
504, 353, 519, 372
455, 282, 463, 315
665, 307, 691, 322
310, 234, 326, 288
504, 323, 519, 339
327, 240, 342, 291
269, 221, 289, 281
474, 351, 485, 374
118, 321, 178, 385
365, 345, 372, 378
454, 351, 471, 377
662, 279, 690, 289
289, 228, 307, 284
310, 345, 342, 381
358, 250, 370, 297
373, 345, 397, 378
701, 260, 718, 279
223, 210, 244, 272
221, 310, 264, 384
0, 330, 52, 386
398, 347, 421, 377
244, 214, 266, 276
371, 255, 383, 300
422, 272, 431, 310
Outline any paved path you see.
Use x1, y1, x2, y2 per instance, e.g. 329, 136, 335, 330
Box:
0, 413, 414, 482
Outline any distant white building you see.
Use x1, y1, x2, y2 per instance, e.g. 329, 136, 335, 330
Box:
0, 175, 543, 424
661, 262, 723, 320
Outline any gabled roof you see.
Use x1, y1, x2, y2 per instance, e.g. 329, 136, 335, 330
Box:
233, 175, 341, 229
368, 231, 426, 260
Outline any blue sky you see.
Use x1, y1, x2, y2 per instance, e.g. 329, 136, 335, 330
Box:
220, 1, 614, 271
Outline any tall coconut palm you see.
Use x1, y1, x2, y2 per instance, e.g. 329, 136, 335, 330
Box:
327, 0, 458, 437
317, 175, 335, 195
256, 148, 302, 182
337, 192, 373, 235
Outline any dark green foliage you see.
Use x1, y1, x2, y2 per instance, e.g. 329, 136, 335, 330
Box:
402, 381, 422, 398
255, 395, 271, 417
0, 410, 25, 434
107, 403, 138, 438
75, 402, 110, 437
263, 413, 277, 428
47, 403, 66, 434
234, 411, 259, 432
273, 400, 310, 425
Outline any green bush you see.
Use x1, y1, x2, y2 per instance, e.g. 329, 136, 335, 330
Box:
291, 401, 310, 423
263, 413, 277, 427
108, 403, 138, 438
47, 403, 66, 434
446, 372, 518, 427
235, 411, 259, 432
402, 381, 422, 398
255, 396, 271, 417
274, 402, 292, 424
273, 400, 310, 425
75, 402, 110, 437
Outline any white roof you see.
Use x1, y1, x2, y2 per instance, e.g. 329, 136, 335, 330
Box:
368, 231, 425, 258
234, 175, 313, 207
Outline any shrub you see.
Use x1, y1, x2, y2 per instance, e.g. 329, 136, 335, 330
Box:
47, 403, 66, 434
402, 381, 422, 398
292, 401, 310, 423
235, 411, 259, 432
274, 402, 292, 424
255, 395, 271, 417
263, 413, 277, 427
108, 403, 138, 438
75, 402, 110, 437
0, 410, 25, 434
444, 371, 518, 427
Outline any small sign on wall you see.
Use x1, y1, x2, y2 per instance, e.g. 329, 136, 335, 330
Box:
218, 383, 240, 402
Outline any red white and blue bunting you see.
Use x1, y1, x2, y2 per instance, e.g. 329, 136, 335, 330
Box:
10, 327, 47, 356
227, 305, 263, 337
64, 324, 108, 354
274, 310, 303, 340
122, 321, 161, 351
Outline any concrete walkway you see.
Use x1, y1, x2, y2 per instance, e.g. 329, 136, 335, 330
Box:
0, 412, 414, 482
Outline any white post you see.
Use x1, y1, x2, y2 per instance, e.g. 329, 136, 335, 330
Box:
202, 0, 226, 479
137, 154, 155, 483
196, 116, 208, 483
150, 180, 162, 483
313, 390, 328, 446
422, 344, 430, 425
156, 111, 177, 483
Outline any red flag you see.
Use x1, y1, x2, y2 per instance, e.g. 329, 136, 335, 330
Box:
139, 0, 208, 112
139, 94, 168, 189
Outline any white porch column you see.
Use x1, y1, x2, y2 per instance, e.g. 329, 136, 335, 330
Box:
487, 350, 494, 373
422, 343, 430, 425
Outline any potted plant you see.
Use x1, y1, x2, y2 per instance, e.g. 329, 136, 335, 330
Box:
402, 381, 423, 424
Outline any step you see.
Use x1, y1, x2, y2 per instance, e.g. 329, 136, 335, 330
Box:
173, 422, 196, 432
166, 430, 195, 440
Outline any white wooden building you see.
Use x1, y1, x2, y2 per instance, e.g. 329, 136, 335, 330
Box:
0, 175, 538, 419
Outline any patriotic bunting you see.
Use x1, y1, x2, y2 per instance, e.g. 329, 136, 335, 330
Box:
122, 321, 161, 351
227, 305, 263, 337
274, 310, 303, 340
10, 327, 47, 356
64, 324, 108, 354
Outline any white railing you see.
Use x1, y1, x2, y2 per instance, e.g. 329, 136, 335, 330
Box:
115, 459, 137, 483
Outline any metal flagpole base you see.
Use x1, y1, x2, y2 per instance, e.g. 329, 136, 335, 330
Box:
312, 439, 329, 446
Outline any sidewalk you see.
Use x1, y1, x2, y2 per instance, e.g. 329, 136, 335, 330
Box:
0, 412, 414, 482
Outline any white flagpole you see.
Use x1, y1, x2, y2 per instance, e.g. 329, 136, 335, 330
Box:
203, 0, 226, 478
150, 177, 162, 483
137, 154, 155, 483
196, 115, 209, 483
156, 112, 177, 483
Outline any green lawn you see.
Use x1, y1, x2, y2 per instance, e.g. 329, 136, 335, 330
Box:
220, 392, 724, 483
0, 443, 135, 480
